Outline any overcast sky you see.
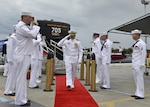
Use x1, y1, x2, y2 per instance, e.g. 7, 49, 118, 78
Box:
0, 0, 150, 49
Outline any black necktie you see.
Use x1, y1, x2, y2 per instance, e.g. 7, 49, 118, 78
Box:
101, 41, 106, 51
132, 40, 139, 47
26, 25, 31, 30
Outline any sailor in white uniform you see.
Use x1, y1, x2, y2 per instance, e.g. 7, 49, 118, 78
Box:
57, 31, 83, 90
15, 12, 40, 106
4, 25, 17, 96
100, 32, 112, 89
92, 33, 102, 83
29, 34, 42, 88
36, 40, 46, 83
131, 29, 146, 99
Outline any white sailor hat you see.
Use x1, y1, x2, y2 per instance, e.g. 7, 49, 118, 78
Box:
93, 32, 100, 35
68, 30, 77, 34
101, 32, 108, 36
21, 12, 32, 16
131, 29, 142, 34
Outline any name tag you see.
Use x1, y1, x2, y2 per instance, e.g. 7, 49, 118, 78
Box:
135, 46, 139, 50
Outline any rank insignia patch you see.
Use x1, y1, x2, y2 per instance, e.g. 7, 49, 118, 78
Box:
74, 43, 78, 48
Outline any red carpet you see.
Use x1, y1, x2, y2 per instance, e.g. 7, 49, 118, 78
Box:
54, 75, 99, 107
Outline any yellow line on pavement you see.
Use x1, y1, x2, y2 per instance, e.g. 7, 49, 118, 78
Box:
9, 96, 15, 99
0, 90, 15, 100
98, 97, 133, 107
98, 94, 150, 107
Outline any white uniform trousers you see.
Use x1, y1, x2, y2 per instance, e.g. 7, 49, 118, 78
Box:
4, 61, 17, 94
3, 55, 9, 76
132, 66, 144, 98
15, 55, 31, 105
96, 58, 102, 83
37, 60, 42, 78
29, 58, 39, 87
65, 63, 77, 87
102, 63, 110, 88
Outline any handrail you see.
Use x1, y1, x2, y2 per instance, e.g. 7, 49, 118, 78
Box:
50, 39, 57, 45
42, 37, 54, 53
42, 46, 54, 53
45, 39, 63, 57
50, 39, 90, 56
49, 39, 63, 57
50, 39, 63, 52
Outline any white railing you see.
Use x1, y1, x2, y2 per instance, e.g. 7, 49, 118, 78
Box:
49, 39, 63, 57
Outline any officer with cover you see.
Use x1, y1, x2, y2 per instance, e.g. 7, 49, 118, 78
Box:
131, 29, 146, 99
57, 31, 83, 90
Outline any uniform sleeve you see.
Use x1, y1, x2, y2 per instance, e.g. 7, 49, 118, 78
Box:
40, 41, 46, 47
78, 41, 83, 63
7, 38, 14, 62
20, 25, 40, 38
57, 35, 70, 47
32, 34, 42, 45
141, 43, 147, 66
106, 41, 112, 63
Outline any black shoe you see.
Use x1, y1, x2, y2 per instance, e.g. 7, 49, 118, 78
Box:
20, 101, 30, 106
67, 85, 71, 90
100, 86, 107, 89
135, 96, 144, 99
29, 85, 39, 89
131, 95, 137, 97
27, 99, 30, 102
4, 93, 15, 96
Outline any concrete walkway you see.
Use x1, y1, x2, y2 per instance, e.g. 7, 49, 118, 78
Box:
0, 63, 150, 107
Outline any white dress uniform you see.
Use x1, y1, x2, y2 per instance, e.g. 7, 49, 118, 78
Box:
92, 37, 102, 83
4, 33, 17, 94
37, 41, 46, 79
101, 39, 112, 88
62, 46, 66, 62
57, 35, 83, 88
132, 39, 146, 98
15, 21, 40, 105
29, 34, 42, 88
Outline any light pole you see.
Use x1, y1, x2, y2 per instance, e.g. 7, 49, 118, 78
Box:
141, 0, 150, 14
141, 0, 150, 44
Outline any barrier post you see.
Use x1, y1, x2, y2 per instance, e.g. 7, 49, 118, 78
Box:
44, 52, 53, 92
89, 53, 98, 92
145, 58, 150, 76
84, 54, 91, 86
80, 55, 84, 80
51, 53, 55, 85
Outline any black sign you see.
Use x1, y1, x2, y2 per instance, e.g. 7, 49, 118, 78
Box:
37, 20, 70, 40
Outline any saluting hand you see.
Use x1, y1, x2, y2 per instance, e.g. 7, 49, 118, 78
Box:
32, 21, 38, 26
